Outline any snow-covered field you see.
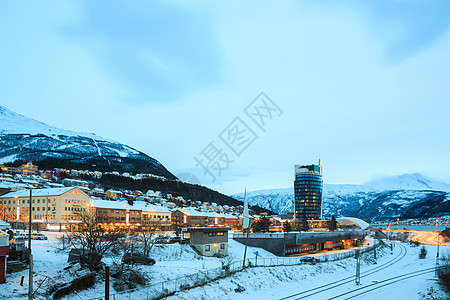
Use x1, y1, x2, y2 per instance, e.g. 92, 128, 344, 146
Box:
1, 232, 449, 300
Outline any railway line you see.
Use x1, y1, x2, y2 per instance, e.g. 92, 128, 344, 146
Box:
328, 265, 445, 299
279, 242, 408, 300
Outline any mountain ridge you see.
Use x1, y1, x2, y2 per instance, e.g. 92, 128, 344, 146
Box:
0, 105, 175, 178
232, 173, 450, 221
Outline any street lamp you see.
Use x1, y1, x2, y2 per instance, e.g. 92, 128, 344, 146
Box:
27, 189, 33, 299
436, 220, 440, 264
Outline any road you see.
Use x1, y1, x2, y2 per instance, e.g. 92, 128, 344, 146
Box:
386, 229, 450, 246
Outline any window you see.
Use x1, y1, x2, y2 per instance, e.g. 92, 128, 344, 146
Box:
205, 245, 210, 252
220, 244, 225, 250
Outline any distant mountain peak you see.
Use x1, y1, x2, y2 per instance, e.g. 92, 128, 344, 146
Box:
365, 173, 450, 192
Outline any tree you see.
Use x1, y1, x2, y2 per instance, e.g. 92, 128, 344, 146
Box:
282, 221, 292, 232
123, 228, 158, 257
299, 213, 309, 232
67, 210, 124, 271
0, 202, 15, 222
251, 217, 272, 232
328, 215, 337, 231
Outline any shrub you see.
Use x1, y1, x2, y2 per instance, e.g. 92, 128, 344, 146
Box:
419, 246, 427, 259
52, 273, 96, 299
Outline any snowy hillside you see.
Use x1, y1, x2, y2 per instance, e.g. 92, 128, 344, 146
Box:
0, 105, 175, 178
232, 174, 450, 221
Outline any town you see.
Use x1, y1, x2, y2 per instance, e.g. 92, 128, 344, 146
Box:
0, 161, 388, 298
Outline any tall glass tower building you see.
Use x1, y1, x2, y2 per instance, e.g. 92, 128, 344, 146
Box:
294, 163, 323, 220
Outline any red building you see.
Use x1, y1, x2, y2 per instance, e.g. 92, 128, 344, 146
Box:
0, 230, 9, 283
222, 214, 238, 229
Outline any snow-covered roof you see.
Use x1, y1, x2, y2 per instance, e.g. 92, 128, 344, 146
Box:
0, 187, 84, 199
107, 189, 122, 194
0, 220, 11, 229
222, 214, 238, 219
336, 217, 369, 230
0, 183, 10, 189
92, 200, 171, 213
177, 208, 218, 218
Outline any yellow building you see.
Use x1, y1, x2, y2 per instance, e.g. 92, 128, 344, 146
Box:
0, 187, 90, 230
106, 189, 122, 199
141, 205, 172, 231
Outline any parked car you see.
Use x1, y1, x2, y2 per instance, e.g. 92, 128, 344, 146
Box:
299, 256, 317, 264
170, 236, 188, 244
15, 233, 30, 241
31, 233, 48, 240
122, 253, 156, 265
154, 236, 172, 244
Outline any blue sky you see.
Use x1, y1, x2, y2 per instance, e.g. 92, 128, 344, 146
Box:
1, 0, 450, 194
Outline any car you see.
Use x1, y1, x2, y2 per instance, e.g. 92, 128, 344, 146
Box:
15, 233, 30, 241
299, 256, 317, 264
154, 236, 172, 244
31, 233, 48, 240
122, 253, 156, 265
170, 236, 188, 244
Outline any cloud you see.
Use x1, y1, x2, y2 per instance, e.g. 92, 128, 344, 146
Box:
63, 0, 223, 103
363, 0, 450, 63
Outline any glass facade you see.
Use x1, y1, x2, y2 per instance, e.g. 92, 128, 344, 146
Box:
294, 164, 323, 220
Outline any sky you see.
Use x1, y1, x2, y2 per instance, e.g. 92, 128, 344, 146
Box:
1, 0, 450, 195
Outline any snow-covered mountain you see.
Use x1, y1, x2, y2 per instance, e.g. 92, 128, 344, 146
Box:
0, 105, 175, 178
232, 174, 450, 221
365, 173, 450, 192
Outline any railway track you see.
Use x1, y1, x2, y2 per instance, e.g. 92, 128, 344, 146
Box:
328, 265, 445, 299
279, 242, 407, 300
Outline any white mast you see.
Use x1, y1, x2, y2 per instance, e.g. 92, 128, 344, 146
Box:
243, 188, 249, 230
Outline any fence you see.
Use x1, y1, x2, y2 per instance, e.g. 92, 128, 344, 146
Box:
89, 242, 380, 300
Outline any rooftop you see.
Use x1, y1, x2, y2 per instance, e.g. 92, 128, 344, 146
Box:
0, 187, 84, 199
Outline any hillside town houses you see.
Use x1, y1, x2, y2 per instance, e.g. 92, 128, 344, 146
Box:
0, 163, 244, 231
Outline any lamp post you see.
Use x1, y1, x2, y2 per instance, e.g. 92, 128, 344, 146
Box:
28, 189, 33, 299
436, 220, 440, 264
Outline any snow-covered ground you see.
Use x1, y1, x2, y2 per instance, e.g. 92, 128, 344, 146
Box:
1, 232, 449, 300
169, 242, 449, 300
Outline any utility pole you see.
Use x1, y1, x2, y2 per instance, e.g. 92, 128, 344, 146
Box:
355, 249, 360, 285
105, 266, 110, 300
242, 189, 249, 268
374, 246, 377, 264
28, 189, 33, 299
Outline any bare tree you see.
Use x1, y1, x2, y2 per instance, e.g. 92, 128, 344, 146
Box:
0, 202, 15, 222
67, 210, 124, 271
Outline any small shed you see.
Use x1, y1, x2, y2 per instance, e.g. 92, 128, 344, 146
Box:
187, 227, 230, 257
0, 220, 11, 231
0, 230, 9, 283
